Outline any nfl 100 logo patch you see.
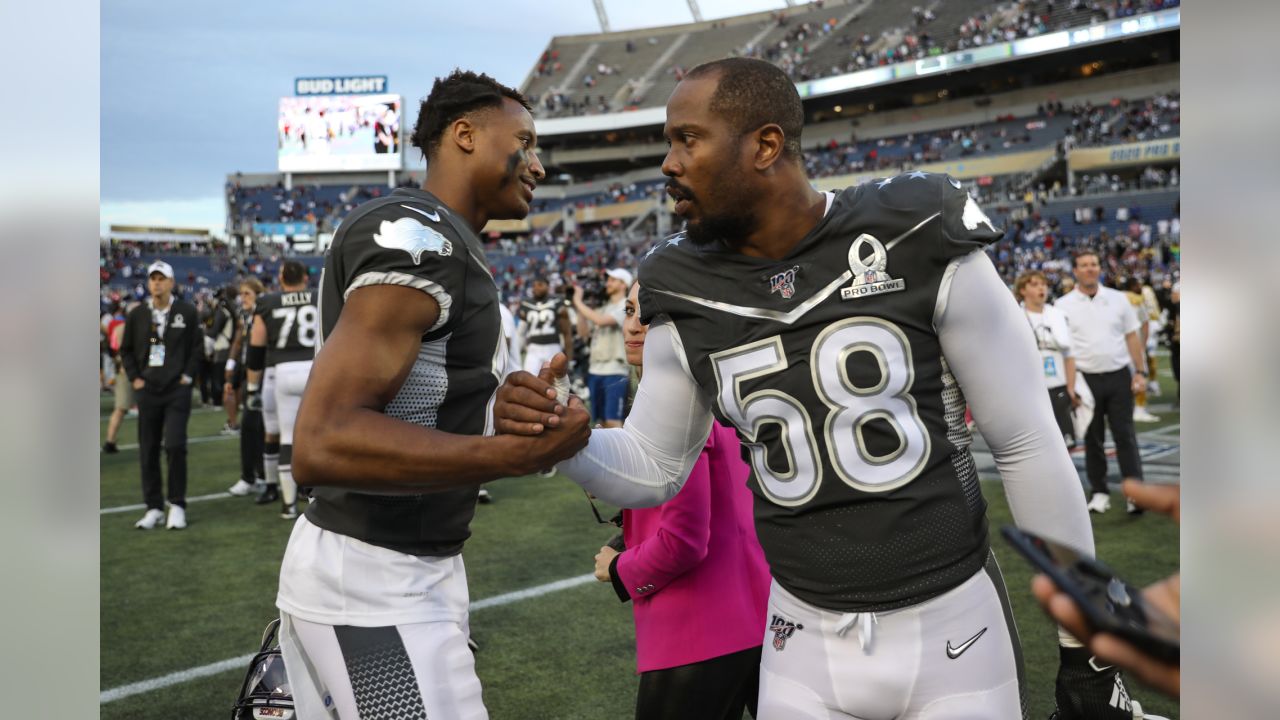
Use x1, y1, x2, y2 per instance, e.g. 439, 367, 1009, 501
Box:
770, 614, 804, 651
769, 266, 800, 299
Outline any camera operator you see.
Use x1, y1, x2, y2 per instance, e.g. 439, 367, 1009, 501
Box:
572, 267, 631, 428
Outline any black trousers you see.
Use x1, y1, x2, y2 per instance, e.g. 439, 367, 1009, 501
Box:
1048, 386, 1076, 449
136, 383, 192, 510
635, 645, 761, 720
240, 406, 265, 482
1081, 368, 1143, 495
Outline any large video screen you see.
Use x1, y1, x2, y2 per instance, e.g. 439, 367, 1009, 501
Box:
278, 93, 402, 172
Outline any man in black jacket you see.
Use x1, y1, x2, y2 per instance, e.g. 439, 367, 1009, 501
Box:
120, 260, 202, 530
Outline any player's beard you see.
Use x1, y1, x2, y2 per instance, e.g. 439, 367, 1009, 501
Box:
682, 184, 758, 249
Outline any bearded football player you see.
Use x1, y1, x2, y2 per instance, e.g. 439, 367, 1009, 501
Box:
496, 58, 1156, 719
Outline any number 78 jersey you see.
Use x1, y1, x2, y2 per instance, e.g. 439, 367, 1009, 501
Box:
255, 289, 318, 366
637, 173, 1004, 613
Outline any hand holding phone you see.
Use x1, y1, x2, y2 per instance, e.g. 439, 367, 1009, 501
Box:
1001, 525, 1180, 665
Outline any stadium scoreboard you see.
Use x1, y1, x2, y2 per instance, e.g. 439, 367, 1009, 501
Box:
278, 75, 402, 173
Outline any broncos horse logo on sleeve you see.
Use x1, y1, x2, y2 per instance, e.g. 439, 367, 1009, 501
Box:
373, 217, 453, 265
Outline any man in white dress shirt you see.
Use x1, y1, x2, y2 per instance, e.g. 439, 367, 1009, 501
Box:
1056, 251, 1148, 515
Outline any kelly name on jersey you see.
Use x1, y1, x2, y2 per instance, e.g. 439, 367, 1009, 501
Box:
637, 172, 1004, 612
255, 289, 317, 366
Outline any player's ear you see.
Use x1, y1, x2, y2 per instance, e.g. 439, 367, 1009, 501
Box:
449, 117, 477, 155
753, 124, 785, 171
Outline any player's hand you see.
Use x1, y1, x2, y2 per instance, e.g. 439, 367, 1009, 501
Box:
1034, 480, 1180, 698
180, 374, 192, 386
494, 371, 566, 435
1130, 372, 1146, 394
572, 285, 584, 303
132, 378, 145, 390
245, 388, 264, 413
513, 401, 591, 474
593, 545, 619, 582
1067, 389, 1081, 409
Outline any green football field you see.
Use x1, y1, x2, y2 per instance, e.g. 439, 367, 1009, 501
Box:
100, 366, 1180, 719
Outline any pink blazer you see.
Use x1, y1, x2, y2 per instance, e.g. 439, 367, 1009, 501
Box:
615, 422, 771, 673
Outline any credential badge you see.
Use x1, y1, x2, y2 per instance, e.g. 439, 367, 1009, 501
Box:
841, 233, 905, 301
769, 266, 800, 299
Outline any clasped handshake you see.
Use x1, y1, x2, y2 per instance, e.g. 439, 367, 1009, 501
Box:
493, 353, 592, 473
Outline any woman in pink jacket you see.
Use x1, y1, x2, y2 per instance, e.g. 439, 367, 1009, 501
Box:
592, 281, 772, 719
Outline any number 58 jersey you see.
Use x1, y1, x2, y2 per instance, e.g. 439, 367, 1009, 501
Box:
637, 173, 1004, 612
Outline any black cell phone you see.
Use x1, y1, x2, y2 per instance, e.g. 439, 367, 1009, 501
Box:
1000, 525, 1179, 664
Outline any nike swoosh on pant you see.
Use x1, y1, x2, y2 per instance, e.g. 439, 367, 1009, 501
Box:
946, 627, 988, 659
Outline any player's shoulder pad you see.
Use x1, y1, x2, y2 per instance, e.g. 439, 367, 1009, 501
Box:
936, 173, 1003, 249
254, 292, 280, 316
332, 196, 468, 288
335, 195, 465, 268
637, 230, 706, 324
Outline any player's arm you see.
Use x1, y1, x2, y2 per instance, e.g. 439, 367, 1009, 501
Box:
225, 316, 242, 384
245, 317, 269, 389
497, 321, 713, 507
936, 251, 1095, 558
293, 285, 590, 492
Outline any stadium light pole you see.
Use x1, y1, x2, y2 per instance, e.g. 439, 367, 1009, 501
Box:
593, 0, 610, 32
687, 0, 704, 22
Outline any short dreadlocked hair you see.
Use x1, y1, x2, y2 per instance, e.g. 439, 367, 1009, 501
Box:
685, 57, 805, 160
411, 69, 531, 160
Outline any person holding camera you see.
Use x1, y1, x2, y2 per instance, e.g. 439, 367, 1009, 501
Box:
573, 267, 631, 428
119, 261, 202, 530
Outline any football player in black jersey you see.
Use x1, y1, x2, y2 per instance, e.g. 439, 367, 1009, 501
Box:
517, 275, 573, 376
496, 58, 1154, 719
245, 260, 315, 519
276, 70, 590, 719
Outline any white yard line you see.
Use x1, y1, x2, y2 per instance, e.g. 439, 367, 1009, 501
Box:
102, 434, 236, 453
99, 573, 597, 704
100, 491, 240, 515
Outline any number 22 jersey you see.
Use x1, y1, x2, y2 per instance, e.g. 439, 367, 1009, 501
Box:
637, 173, 1004, 612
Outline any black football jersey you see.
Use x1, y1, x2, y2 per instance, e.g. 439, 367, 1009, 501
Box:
519, 298, 565, 345
254, 290, 317, 366
638, 173, 1003, 612
307, 187, 508, 557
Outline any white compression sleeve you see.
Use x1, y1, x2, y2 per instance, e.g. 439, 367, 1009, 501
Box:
559, 321, 714, 508
937, 251, 1096, 559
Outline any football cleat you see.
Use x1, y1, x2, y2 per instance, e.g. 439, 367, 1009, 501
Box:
166, 504, 186, 530
256, 485, 280, 505
1051, 646, 1140, 720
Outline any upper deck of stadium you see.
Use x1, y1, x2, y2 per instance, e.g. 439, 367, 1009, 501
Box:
521, 0, 1179, 134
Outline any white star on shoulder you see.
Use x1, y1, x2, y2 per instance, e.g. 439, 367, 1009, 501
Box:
666, 235, 683, 247
876, 176, 894, 189
907, 170, 929, 179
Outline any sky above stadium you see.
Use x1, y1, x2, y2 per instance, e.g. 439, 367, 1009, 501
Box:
100, 0, 791, 234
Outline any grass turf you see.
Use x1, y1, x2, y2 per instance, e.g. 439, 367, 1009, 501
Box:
100, 366, 1179, 719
